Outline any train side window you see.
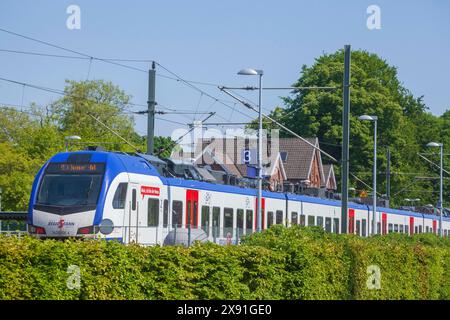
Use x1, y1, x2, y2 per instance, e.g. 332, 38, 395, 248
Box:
307, 215, 315, 226
291, 212, 298, 225
112, 183, 128, 209
147, 199, 159, 227
275, 211, 283, 225
317, 216, 324, 228
426, 226, 430, 233
394, 224, 399, 233
356, 220, 361, 236
388, 223, 393, 233
237, 209, 244, 236
212, 207, 221, 237
132, 189, 137, 211
399, 225, 403, 233
415, 226, 418, 234
172, 200, 183, 228
246, 210, 253, 234
362, 219, 366, 237
163, 200, 168, 228
300, 215, 306, 227
224, 208, 234, 237
419, 225, 422, 233
267, 211, 274, 228
333, 218, 339, 234
377, 222, 381, 235
201, 206, 210, 236
325, 217, 332, 232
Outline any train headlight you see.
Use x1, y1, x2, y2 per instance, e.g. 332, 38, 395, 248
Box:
99, 219, 114, 235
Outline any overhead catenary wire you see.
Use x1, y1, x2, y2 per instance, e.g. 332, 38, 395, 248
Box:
0, 48, 223, 87
0, 29, 258, 125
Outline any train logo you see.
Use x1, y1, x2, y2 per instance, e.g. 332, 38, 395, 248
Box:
58, 218, 65, 230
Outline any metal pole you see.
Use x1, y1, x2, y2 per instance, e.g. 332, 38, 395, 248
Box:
341, 45, 351, 234
373, 119, 377, 235
147, 62, 156, 155
439, 144, 443, 237
257, 73, 263, 233
386, 146, 391, 204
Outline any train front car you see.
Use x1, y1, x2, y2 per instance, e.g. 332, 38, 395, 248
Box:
27, 151, 163, 242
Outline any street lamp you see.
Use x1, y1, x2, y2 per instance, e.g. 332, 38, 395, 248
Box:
64, 135, 81, 152
426, 141, 444, 237
358, 115, 378, 235
238, 68, 263, 232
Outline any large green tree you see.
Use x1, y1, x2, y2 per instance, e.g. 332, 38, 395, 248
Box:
262, 49, 447, 207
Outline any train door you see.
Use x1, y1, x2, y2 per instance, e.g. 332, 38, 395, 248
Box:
186, 189, 199, 229
125, 183, 139, 243
348, 209, 355, 234
409, 217, 414, 235
255, 198, 266, 230
382, 213, 387, 235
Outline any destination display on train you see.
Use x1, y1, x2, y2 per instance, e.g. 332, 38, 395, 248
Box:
46, 162, 105, 174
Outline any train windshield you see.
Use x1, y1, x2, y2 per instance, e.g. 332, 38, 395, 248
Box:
36, 162, 105, 207
37, 174, 103, 206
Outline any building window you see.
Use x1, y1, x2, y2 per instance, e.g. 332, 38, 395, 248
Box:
112, 183, 127, 209
172, 200, 183, 228
147, 198, 159, 227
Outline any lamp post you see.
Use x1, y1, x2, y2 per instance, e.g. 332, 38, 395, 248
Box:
426, 142, 444, 237
358, 115, 378, 235
238, 68, 263, 232
64, 135, 81, 152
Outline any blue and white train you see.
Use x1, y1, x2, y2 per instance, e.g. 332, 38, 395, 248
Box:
28, 150, 450, 245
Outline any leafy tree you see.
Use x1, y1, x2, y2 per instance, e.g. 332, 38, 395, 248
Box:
50, 80, 137, 152
259, 49, 447, 207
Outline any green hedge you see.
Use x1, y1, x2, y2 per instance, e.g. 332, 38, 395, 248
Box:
1, 226, 450, 300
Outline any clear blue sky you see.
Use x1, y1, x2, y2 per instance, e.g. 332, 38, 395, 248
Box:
0, 0, 449, 138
